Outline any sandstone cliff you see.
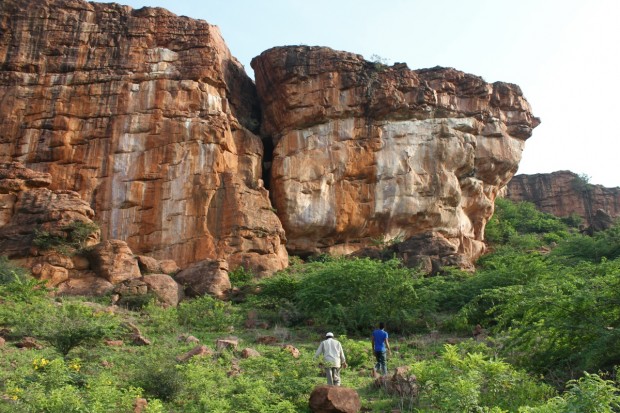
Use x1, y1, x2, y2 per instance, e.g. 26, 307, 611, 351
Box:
252, 46, 540, 265
0, 0, 287, 275
505, 171, 620, 227
1, 1, 542, 292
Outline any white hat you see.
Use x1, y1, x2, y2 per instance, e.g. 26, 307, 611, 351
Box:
325, 332, 334, 337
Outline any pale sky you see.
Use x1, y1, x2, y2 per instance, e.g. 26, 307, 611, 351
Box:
120, 0, 620, 188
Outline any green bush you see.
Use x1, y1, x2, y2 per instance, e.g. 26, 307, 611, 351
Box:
0, 276, 48, 304
171, 346, 317, 412
173, 359, 230, 411
0, 257, 29, 285
485, 199, 572, 247
244, 271, 304, 325
419, 249, 550, 331
87, 372, 164, 413
11, 301, 120, 356
463, 257, 620, 381
133, 358, 183, 402
520, 372, 620, 412
177, 295, 240, 332
293, 257, 421, 333
33, 220, 99, 255
338, 335, 372, 368
560, 213, 584, 228
3, 358, 162, 413
117, 292, 157, 311
551, 222, 620, 264
411, 344, 555, 412
142, 300, 179, 335
238, 348, 319, 410
229, 266, 254, 287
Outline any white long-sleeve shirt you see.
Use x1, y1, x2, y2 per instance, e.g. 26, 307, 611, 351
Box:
314, 338, 346, 368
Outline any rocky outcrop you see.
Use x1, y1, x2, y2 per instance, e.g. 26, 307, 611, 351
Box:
505, 171, 620, 227
0, 0, 287, 275
0, 161, 191, 297
0, 163, 97, 259
0, 162, 103, 288
1, 0, 542, 279
252, 46, 540, 265
351, 231, 474, 274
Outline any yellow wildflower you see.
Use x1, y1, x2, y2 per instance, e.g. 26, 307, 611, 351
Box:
69, 359, 81, 372
33, 357, 50, 370
6, 386, 23, 401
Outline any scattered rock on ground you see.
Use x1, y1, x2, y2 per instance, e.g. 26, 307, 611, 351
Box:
133, 397, 148, 413
16, 337, 43, 350
241, 348, 261, 358
373, 366, 418, 398
282, 344, 300, 358
256, 335, 278, 345
176, 345, 213, 363
309, 385, 361, 413
216, 338, 238, 351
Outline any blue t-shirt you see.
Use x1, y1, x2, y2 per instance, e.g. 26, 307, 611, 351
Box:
372, 329, 388, 352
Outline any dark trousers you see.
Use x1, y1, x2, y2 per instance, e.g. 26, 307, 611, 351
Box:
374, 351, 387, 375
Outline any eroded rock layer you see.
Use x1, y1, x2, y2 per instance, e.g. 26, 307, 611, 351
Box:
505, 171, 620, 226
0, 0, 287, 274
252, 46, 540, 263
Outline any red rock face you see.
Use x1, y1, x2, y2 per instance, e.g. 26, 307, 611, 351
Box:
505, 171, 620, 225
0, 0, 287, 274
252, 46, 540, 264
1, 1, 544, 278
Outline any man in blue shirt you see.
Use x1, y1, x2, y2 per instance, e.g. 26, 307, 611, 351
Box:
371, 322, 391, 376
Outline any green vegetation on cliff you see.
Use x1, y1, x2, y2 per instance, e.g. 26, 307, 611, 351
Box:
1, 199, 620, 412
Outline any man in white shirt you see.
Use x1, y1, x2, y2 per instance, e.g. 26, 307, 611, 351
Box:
314, 332, 347, 386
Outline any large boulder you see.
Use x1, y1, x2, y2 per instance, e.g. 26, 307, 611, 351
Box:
89, 240, 141, 284
252, 46, 540, 267
175, 259, 231, 298
142, 274, 184, 306
55, 276, 115, 296
30, 262, 69, 287
309, 385, 361, 413
0, 162, 52, 229
112, 274, 183, 307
